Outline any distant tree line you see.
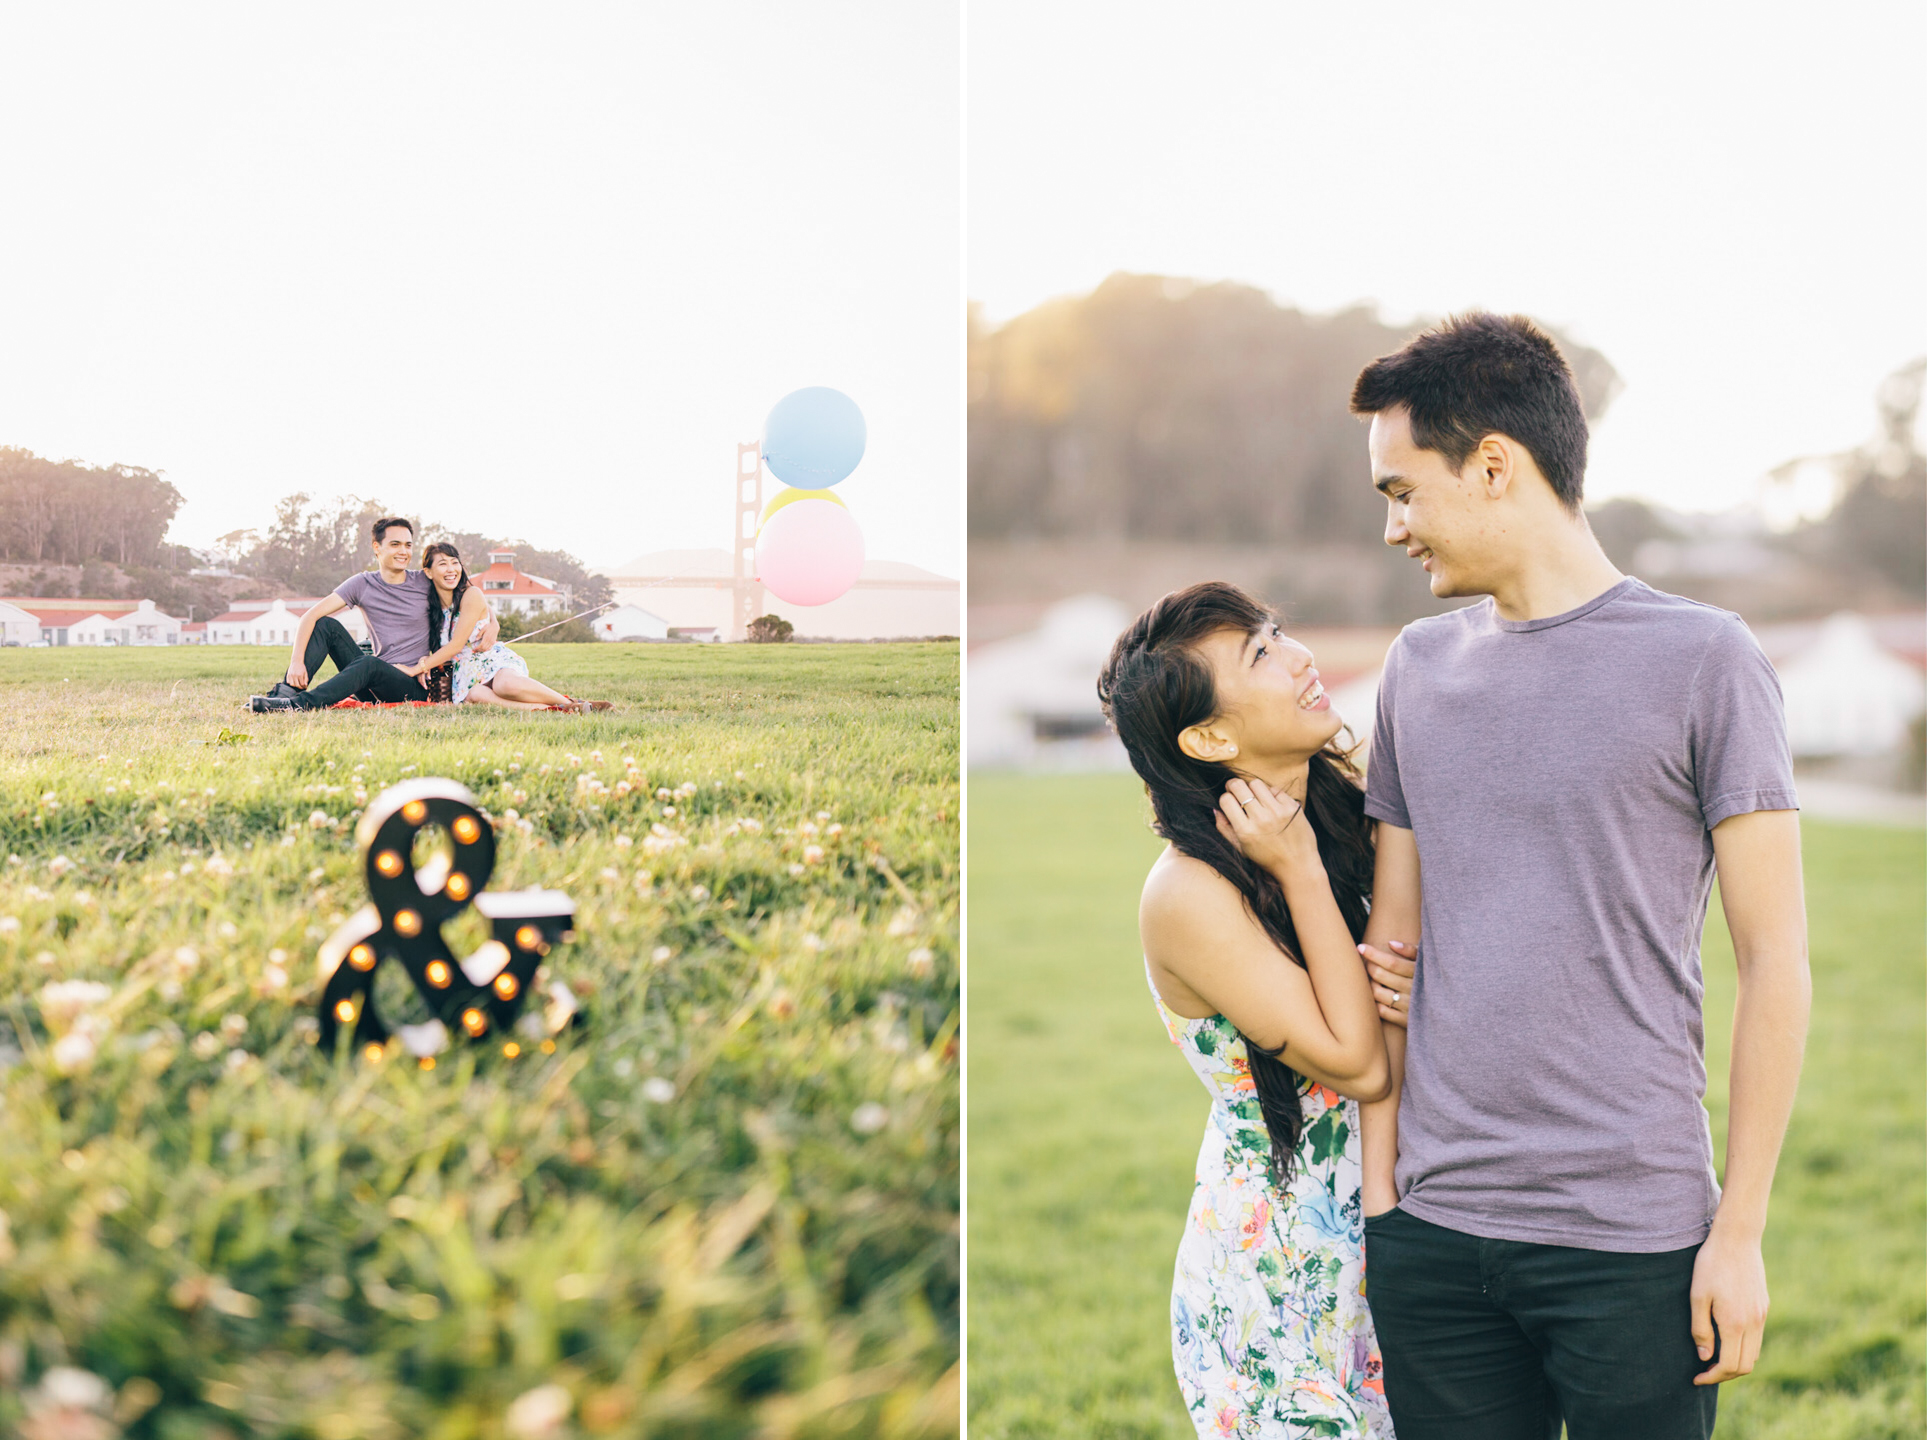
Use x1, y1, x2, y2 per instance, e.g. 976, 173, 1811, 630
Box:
0, 449, 183, 567
968, 275, 1622, 546
970, 275, 1923, 617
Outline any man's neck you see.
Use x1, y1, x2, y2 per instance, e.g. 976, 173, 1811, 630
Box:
1482, 523, 1624, 623
379, 564, 411, 585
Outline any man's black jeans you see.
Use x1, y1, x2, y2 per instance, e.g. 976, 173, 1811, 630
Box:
292, 616, 427, 708
1364, 1206, 1717, 1440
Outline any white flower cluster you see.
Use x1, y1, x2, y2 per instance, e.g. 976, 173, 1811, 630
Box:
38, 979, 113, 1074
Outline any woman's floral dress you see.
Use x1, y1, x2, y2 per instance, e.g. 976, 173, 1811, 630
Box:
1150, 966, 1393, 1439
438, 609, 530, 704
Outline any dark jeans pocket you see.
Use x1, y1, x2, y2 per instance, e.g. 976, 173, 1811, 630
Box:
1363, 1205, 1406, 1231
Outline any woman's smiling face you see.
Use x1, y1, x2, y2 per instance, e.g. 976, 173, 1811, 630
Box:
428, 552, 464, 590
1192, 619, 1345, 763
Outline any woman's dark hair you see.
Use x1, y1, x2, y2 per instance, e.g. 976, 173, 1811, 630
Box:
1350, 311, 1589, 510
421, 542, 470, 704
1096, 581, 1376, 1188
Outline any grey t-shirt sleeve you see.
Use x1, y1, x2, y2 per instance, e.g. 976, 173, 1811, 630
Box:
1689, 615, 1800, 829
1363, 637, 1411, 829
333, 572, 370, 607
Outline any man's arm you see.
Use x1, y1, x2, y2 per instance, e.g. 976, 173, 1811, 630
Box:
1692, 807, 1809, 1385
287, 592, 349, 688
1359, 822, 1420, 1217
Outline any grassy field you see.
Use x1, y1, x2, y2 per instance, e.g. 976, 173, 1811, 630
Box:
967, 771, 1925, 1440
0, 643, 958, 1439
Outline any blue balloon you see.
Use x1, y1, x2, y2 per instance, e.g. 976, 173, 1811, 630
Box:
762, 386, 866, 489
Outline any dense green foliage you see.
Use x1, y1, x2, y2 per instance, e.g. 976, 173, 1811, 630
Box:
0, 644, 959, 1438
0, 449, 183, 569
967, 771, 1923, 1440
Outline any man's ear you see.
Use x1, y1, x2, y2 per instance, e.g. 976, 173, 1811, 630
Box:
1179, 721, 1237, 764
1475, 433, 1525, 501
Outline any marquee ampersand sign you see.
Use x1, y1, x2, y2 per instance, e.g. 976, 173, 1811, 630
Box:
316, 778, 578, 1064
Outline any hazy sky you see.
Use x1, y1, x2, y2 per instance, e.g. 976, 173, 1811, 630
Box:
0, 4, 961, 577
970, 1, 1926, 523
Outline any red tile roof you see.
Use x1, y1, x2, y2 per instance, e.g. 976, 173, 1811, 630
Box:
473, 561, 558, 597
25, 609, 112, 629
3, 598, 143, 622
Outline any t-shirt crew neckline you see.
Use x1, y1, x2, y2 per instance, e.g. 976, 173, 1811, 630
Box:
1489, 575, 1641, 634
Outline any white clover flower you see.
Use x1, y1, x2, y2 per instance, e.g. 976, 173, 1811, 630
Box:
740, 817, 764, 834
220, 1013, 248, 1044
886, 907, 920, 938
263, 964, 289, 991
191, 1031, 222, 1061
803, 845, 824, 864
787, 864, 805, 877
907, 947, 936, 977
224, 1049, 251, 1073
850, 1102, 890, 1135
51, 1030, 98, 1075
174, 945, 201, 971
826, 823, 844, 836
663, 806, 677, 818
801, 934, 823, 953
641, 1077, 676, 1103
689, 885, 710, 902
599, 867, 620, 883
308, 810, 334, 829
38, 980, 113, 1035
650, 946, 672, 964
505, 1383, 573, 1440
589, 750, 603, 763
0, 917, 18, 934
613, 834, 633, 848
615, 780, 632, 796
47, 855, 73, 877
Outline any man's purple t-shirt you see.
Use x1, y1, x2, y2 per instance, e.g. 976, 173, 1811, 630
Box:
1364, 578, 1798, 1251
334, 569, 433, 665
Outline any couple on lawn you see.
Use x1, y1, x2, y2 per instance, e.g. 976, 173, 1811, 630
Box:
249, 517, 607, 714
1101, 314, 1808, 1439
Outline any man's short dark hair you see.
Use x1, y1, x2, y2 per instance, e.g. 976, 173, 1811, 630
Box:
371, 517, 414, 544
1351, 312, 1589, 509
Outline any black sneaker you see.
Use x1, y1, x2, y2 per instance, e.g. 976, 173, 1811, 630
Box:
249, 694, 298, 713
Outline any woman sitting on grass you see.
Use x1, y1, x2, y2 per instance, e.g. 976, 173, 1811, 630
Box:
1097, 581, 1415, 1440
415, 542, 609, 712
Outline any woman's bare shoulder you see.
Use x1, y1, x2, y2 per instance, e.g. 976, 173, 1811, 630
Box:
1140, 847, 1240, 931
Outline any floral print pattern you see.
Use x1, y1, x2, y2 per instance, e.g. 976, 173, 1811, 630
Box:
438, 609, 530, 704
1149, 966, 1392, 1438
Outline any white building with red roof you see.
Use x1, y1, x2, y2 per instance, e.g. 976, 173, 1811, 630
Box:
206, 598, 369, 647
0, 597, 184, 646
471, 551, 569, 618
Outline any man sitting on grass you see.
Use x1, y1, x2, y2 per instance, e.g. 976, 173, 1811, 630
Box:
249, 516, 497, 712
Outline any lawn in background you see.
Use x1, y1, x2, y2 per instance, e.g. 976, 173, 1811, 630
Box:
967, 770, 1924, 1440
0, 644, 958, 1438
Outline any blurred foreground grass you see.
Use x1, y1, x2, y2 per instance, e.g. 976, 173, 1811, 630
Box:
966, 771, 1923, 1440
0, 644, 959, 1438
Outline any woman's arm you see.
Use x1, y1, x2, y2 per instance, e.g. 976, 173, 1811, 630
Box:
1142, 780, 1388, 1100
411, 591, 489, 673
1359, 822, 1421, 1216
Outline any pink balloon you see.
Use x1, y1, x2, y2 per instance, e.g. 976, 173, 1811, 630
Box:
755, 497, 865, 606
